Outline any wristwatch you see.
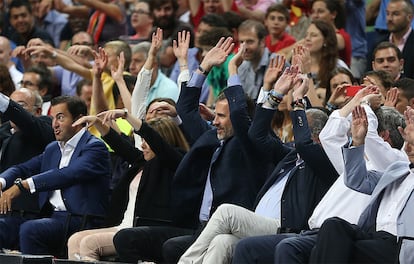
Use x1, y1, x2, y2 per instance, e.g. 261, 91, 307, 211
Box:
14, 178, 27, 193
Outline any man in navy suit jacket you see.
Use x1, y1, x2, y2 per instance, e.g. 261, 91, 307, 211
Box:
0, 96, 111, 256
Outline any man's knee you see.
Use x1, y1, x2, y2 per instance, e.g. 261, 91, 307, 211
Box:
209, 234, 238, 251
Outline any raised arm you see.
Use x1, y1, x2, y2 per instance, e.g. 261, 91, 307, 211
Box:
131, 28, 163, 119
342, 106, 382, 194
76, 0, 124, 22
111, 52, 131, 112
91, 47, 110, 114
176, 36, 234, 142
25, 45, 92, 80
73, 115, 140, 164
173, 30, 191, 88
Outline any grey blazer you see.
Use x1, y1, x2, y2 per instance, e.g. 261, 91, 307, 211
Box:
342, 144, 414, 264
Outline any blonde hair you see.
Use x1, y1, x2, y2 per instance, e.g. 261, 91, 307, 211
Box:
147, 117, 190, 152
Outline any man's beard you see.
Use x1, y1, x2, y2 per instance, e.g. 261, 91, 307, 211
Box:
155, 15, 175, 30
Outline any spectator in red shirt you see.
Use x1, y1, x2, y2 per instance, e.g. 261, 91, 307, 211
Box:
264, 4, 296, 53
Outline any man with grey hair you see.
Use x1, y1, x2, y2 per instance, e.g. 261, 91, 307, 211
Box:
375, 106, 406, 149
178, 68, 338, 264
0, 88, 55, 250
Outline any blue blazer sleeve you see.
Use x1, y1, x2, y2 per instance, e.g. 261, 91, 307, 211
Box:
248, 105, 291, 165
342, 144, 382, 194
291, 110, 338, 183
28, 134, 110, 192
176, 81, 211, 144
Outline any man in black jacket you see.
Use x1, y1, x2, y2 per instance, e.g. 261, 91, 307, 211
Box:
177, 65, 339, 263
0, 88, 55, 250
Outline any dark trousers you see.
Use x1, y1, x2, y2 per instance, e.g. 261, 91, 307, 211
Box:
309, 217, 398, 264
19, 211, 82, 256
162, 222, 207, 263
231, 233, 296, 263
0, 215, 27, 250
113, 225, 195, 263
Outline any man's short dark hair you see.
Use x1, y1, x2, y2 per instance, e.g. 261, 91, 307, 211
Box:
373, 41, 403, 60
394, 77, 414, 100
362, 70, 394, 91
9, 0, 32, 14
25, 65, 53, 95
200, 14, 228, 28
76, 79, 92, 96
51, 96, 87, 120
265, 3, 290, 22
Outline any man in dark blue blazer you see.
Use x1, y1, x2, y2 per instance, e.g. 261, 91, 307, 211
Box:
0, 96, 111, 256
113, 39, 269, 263
0, 88, 55, 250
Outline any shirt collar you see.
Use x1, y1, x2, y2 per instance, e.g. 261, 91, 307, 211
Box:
389, 27, 412, 50
58, 128, 86, 150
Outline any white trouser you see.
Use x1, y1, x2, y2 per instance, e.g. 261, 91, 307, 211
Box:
179, 204, 280, 264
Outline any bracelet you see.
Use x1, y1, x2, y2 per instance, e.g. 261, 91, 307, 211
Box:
198, 65, 209, 75
325, 102, 338, 112
266, 94, 280, 109
268, 90, 284, 103
179, 64, 187, 68
291, 98, 307, 109
122, 108, 128, 119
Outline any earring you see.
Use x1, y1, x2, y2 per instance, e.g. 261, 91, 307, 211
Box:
323, 43, 327, 47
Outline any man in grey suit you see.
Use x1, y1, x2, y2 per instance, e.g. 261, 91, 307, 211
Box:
310, 105, 414, 264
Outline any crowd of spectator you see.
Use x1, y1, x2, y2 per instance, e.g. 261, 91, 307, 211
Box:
0, 0, 414, 263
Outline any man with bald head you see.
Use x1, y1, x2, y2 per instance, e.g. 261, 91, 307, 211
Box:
0, 36, 23, 88
0, 88, 55, 251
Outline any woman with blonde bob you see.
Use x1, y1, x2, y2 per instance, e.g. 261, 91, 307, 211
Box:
67, 109, 189, 261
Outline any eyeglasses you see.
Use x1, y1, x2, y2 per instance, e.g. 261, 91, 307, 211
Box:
132, 9, 150, 15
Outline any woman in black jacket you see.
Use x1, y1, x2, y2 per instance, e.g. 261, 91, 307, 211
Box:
67, 109, 189, 261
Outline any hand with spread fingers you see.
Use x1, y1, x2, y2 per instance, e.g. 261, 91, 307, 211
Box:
200, 36, 234, 73
92, 47, 108, 77
173, 30, 191, 69
273, 65, 300, 95
263, 55, 286, 91
399, 106, 414, 145
351, 105, 368, 147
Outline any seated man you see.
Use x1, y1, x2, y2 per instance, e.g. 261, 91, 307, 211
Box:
0, 96, 111, 256
178, 64, 338, 263
232, 88, 408, 263
310, 105, 414, 263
